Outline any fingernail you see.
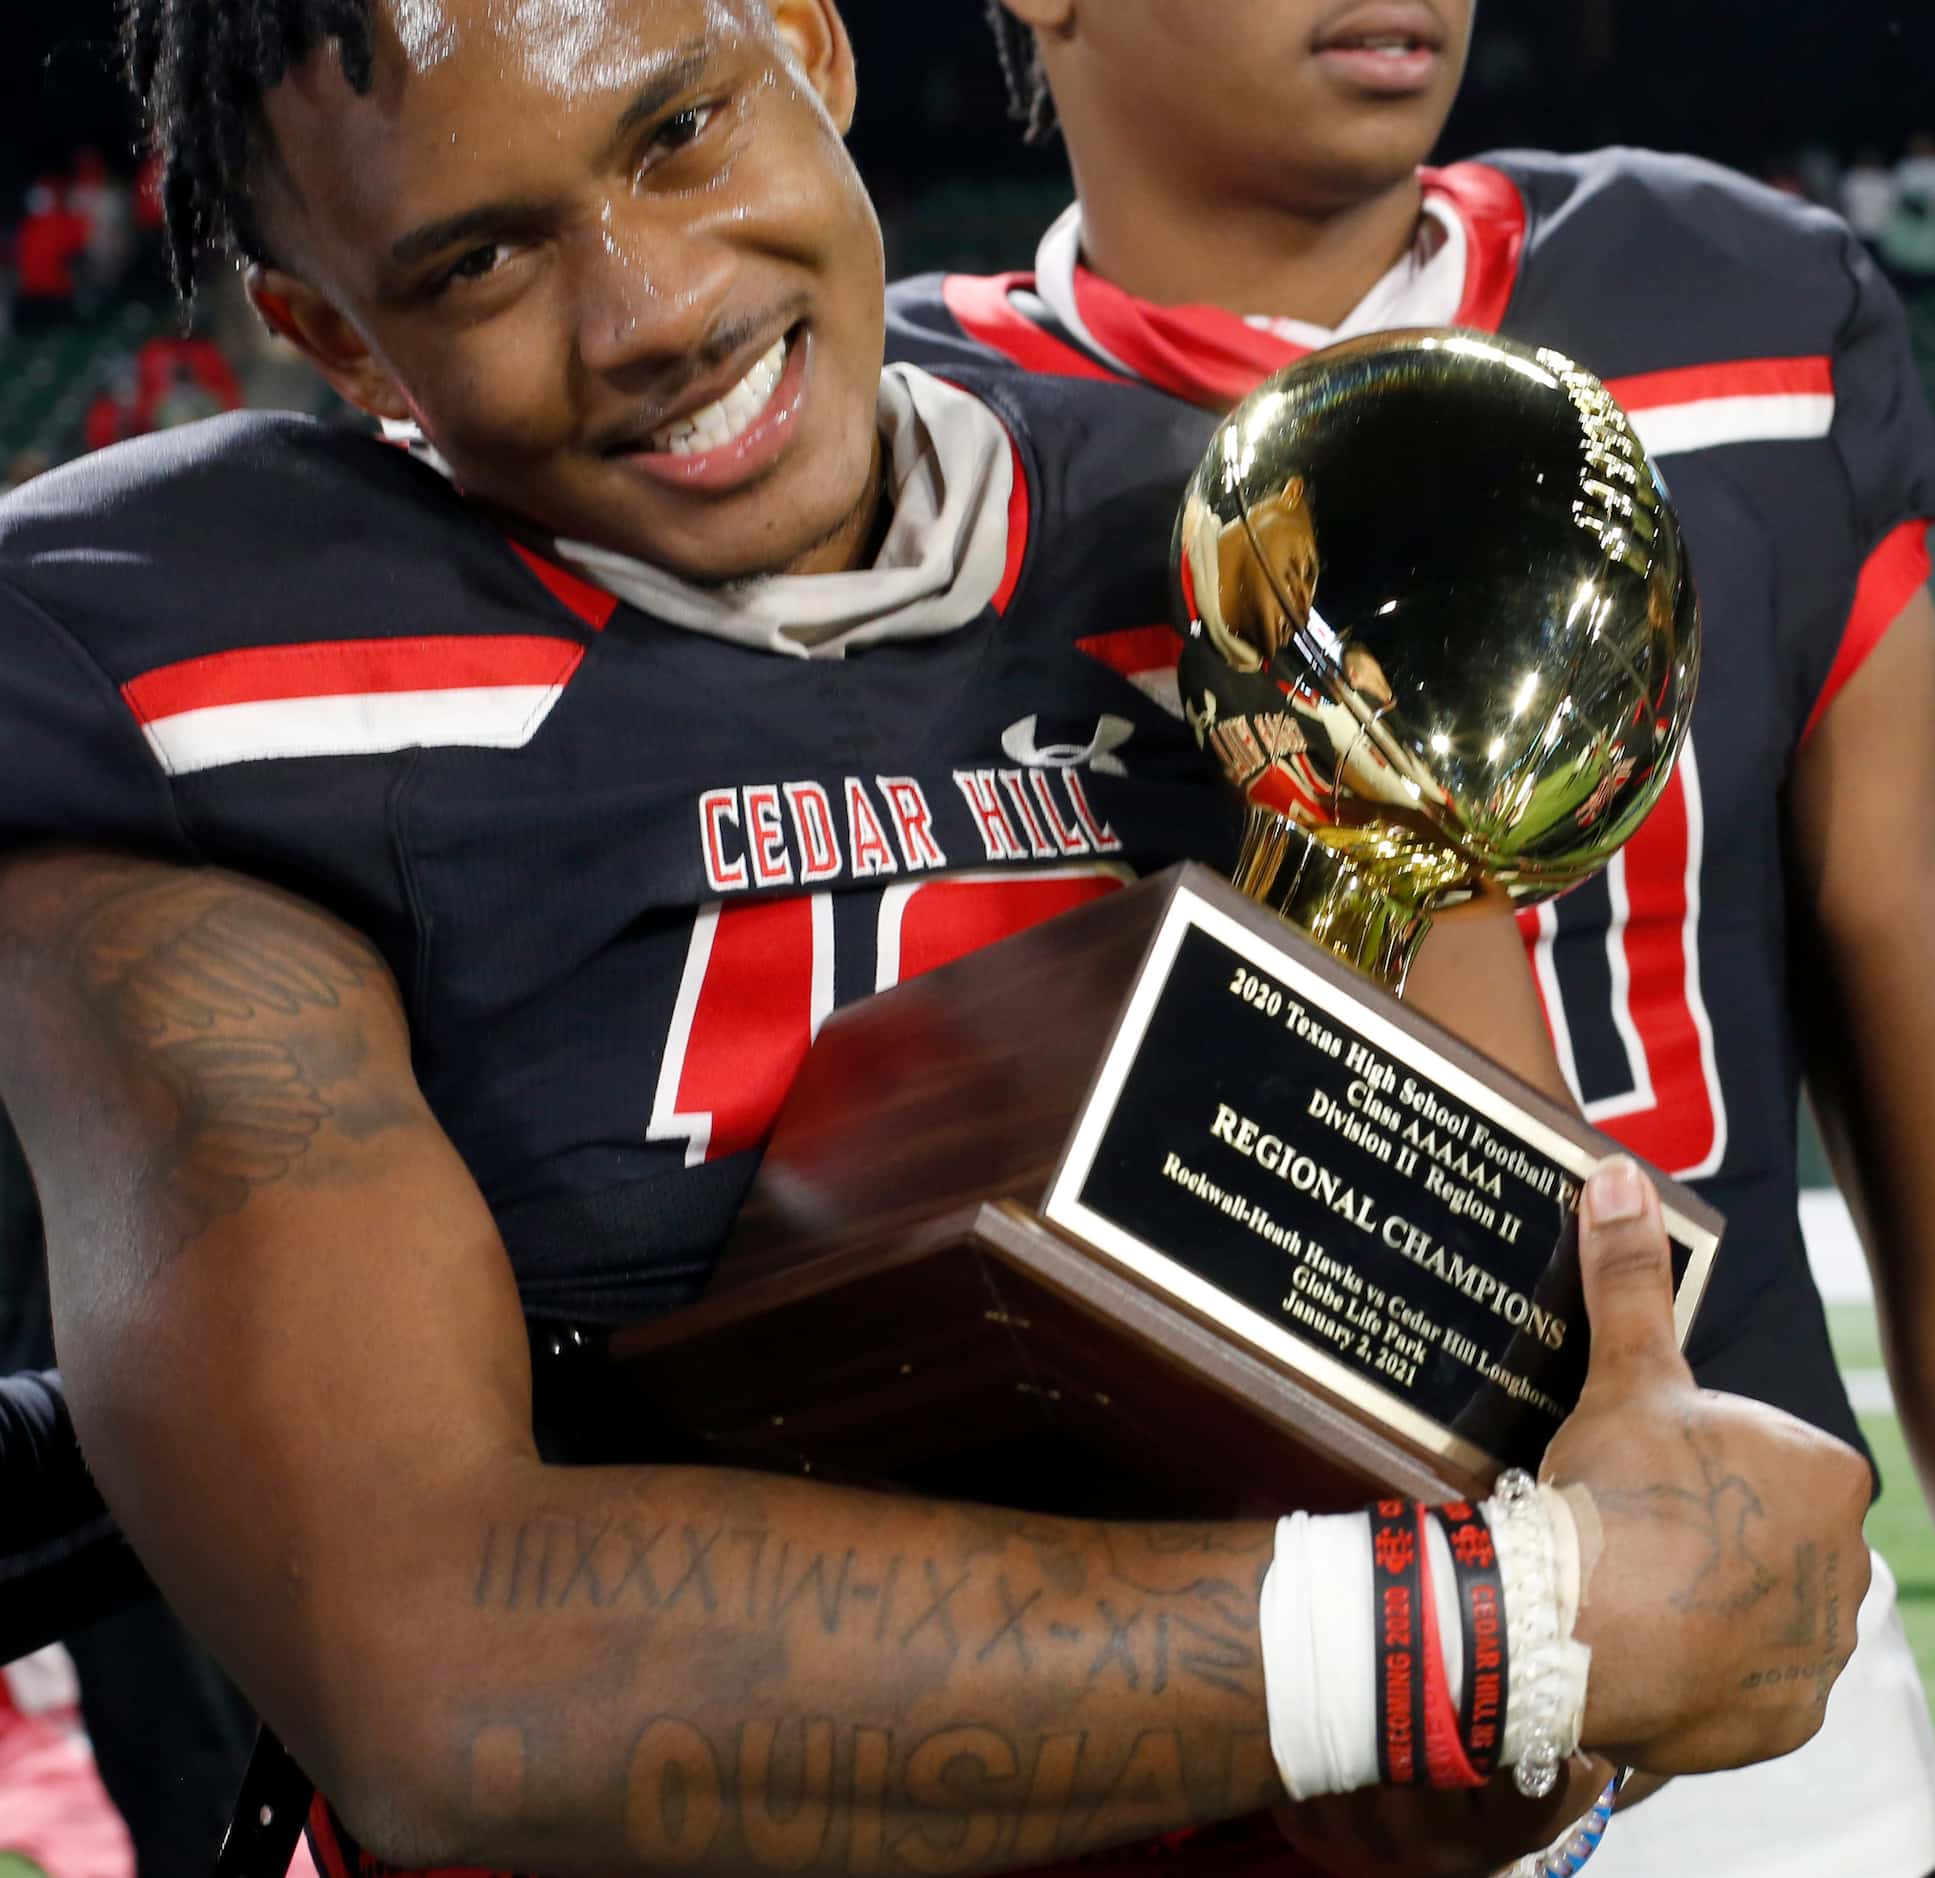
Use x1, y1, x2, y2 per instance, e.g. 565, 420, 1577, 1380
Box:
1586, 1156, 1649, 1225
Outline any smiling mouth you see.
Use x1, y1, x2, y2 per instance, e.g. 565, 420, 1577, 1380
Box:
1321, 31, 1436, 54
647, 333, 790, 458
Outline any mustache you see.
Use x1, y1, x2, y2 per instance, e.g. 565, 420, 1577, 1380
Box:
595, 295, 811, 444
649, 311, 780, 406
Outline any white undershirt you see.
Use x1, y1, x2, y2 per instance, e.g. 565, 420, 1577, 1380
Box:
386, 363, 1015, 660
1031, 193, 1471, 373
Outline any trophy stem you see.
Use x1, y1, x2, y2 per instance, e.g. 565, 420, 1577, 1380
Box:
1233, 807, 1436, 994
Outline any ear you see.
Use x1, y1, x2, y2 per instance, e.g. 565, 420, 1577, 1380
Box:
997, 0, 1076, 30
769, 0, 860, 136
245, 264, 415, 424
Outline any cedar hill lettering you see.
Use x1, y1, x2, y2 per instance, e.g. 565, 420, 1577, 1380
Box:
698, 771, 1121, 894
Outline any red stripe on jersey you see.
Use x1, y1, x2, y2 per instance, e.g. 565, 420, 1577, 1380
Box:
1593, 766, 1719, 1172
306, 1796, 356, 1878
992, 435, 1031, 615
507, 539, 620, 630
1076, 625, 1186, 681
1605, 355, 1833, 411
1423, 161, 1528, 330
939, 272, 1131, 384
122, 635, 586, 723
1802, 518, 1935, 746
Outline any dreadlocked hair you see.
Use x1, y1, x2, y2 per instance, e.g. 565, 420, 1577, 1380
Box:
120, 0, 378, 299
983, 2, 1058, 144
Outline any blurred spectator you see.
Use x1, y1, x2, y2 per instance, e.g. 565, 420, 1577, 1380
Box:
1795, 140, 1843, 208
1844, 146, 1899, 242
132, 332, 244, 431
69, 150, 132, 312
0, 1647, 134, 1878
1901, 131, 1935, 197
13, 180, 87, 330
76, 337, 245, 459
1881, 131, 1935, 284
82, 363, 141, 455
0, 1108, 315, 1878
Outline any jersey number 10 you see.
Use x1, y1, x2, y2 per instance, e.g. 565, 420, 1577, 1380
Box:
650, 754, 1726, 1185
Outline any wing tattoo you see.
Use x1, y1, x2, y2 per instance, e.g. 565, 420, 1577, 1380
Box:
70, 872, 380, 1253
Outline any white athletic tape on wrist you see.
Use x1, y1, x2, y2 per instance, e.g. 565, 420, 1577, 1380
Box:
1262, 1511, 1379, 1800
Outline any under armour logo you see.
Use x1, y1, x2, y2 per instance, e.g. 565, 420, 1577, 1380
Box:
1001, 714, 1135, 778
1184, 690, 1219, 750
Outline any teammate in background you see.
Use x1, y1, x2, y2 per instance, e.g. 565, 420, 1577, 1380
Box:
0, 3, 1876, 1877
885, 6, 1935, 1874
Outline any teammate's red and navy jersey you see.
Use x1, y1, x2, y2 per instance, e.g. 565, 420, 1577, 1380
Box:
0, 368, 1227, 1326
887, 148, 1935, 1453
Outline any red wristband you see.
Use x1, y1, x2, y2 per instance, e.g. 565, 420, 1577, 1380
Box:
1416, 1505, 1484, 1789
1433, 1500, 1509, 1779
1370, 1498, 1426, 1786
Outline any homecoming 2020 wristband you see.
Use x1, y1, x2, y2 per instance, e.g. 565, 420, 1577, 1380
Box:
1369, 1497, 1427, 1785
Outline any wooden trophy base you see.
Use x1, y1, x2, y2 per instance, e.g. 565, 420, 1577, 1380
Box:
606, 866, 1484, 1518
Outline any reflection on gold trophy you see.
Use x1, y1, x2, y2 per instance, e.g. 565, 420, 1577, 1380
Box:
1175, 329, 1701, 990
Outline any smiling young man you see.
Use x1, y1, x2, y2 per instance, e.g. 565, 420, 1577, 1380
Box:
0, 3, 1886, 1877
887, 4, 1935, 1874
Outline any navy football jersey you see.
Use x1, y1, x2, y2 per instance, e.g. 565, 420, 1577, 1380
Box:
0, 369, 1232, 1326
886, 148, 1935, 1455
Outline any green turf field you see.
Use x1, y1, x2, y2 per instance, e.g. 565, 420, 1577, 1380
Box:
1827, 1302, 1935, 1720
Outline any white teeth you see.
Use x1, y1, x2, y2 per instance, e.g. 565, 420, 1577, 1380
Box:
651, 337, 788, 457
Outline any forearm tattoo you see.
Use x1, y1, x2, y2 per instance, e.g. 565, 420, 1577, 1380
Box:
451, 1504, 1281, 1873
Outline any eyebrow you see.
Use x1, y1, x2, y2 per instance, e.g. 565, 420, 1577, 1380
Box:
385, 38, 715, 272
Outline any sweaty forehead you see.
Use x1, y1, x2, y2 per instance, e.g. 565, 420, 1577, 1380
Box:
374, 0, 765, 88
259, 0, 770, 262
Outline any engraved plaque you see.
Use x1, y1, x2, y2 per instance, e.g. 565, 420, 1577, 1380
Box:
1045, 875, 1719, 1479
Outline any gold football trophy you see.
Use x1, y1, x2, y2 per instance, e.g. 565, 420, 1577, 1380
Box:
1176, 328, 1701, 988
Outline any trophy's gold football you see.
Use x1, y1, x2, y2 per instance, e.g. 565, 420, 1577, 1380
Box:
1175, 329, 1701, 989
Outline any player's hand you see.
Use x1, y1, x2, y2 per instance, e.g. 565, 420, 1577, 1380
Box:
1272, 1754, 1612, 1878
1547, 1158, 1871, 1773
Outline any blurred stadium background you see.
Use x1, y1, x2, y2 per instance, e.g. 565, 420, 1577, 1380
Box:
2, 0, 1934, 1871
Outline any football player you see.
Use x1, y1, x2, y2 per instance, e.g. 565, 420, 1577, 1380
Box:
0, 5, 1877, 1877
886, 5, 1935, 1874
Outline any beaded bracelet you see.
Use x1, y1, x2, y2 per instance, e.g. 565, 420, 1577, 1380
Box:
1487, 1470, 1589, 1798
1503, 1772, 1624, 1878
